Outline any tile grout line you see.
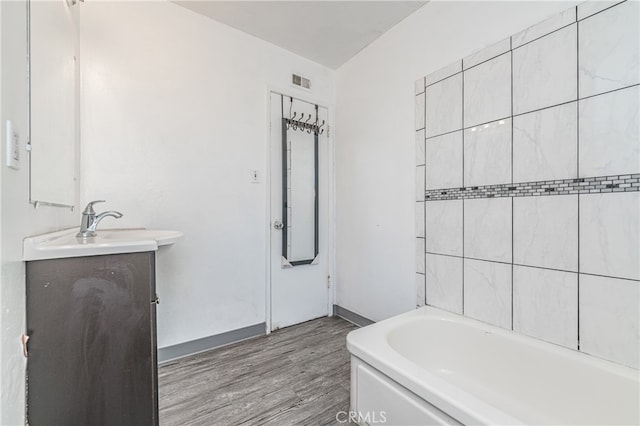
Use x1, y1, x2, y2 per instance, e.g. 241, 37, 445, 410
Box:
425, 251, 640, 282
463, 50, 510, 73
425, 69, 463, 91
577, 0, 627, 23
423, 87, 428, 307
576, 15, 581, 350
461, 61, 465, 316
511, 197, 514, 331
510, 37, 515, 331
512, 21, 576, 52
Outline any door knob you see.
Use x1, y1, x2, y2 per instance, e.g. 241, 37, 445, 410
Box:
273, 220, 284, 230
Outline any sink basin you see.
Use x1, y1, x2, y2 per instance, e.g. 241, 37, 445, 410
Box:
23, 227, 184, 261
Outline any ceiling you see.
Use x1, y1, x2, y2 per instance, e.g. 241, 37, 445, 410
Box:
174, 1, 427, 69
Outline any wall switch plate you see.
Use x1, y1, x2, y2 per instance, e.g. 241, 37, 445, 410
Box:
251, 169, 260, 183
5, 120, 19, 169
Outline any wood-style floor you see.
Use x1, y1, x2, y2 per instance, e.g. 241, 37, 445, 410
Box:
158, 317, 358, 426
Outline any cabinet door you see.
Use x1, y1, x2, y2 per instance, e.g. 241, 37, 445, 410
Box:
26, 252, 158, 426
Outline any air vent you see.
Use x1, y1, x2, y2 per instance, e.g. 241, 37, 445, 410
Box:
292, 73, 311, 90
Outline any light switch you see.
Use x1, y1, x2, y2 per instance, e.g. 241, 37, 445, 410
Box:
5, 120, 19, 169
251, 169, 260, 183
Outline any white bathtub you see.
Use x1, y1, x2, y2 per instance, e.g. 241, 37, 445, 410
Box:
346, 306, 639, 425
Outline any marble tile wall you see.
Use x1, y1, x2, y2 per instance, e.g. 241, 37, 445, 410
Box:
414, 0, 639, 369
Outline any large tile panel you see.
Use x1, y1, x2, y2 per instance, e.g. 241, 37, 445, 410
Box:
464, 118, 512, 187
463, 38, 510, 70
425, 131, 463, 190
464, 259, 512, 329
416, 201, 425, 238
513, 266, 578, 348
415, 129, 425, 166
464, 53, 511, 128
512, 7, 576, 48
580, 192, 640, 281
415, 92, 425, 130
415, 165, 425, 202
425, 254, 463, 314
579, 86, 640, 178
513, 195, 578, 271
416, 273, 426, 307
416, 237, 425, 274
579, 1, 639, 98
426, 200, 463, 257
513, 24, 577, 115
425, 73, 463, 137
464, 197, 512, 263
513, 102, 578, 183
580, 274, 639, 369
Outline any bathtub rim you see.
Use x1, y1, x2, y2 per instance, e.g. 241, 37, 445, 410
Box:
346, 305, 639, 425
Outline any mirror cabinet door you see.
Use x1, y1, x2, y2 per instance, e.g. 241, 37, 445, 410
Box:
28, 0, 78, 207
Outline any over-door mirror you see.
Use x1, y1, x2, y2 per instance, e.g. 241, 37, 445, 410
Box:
280, 97, 326, 266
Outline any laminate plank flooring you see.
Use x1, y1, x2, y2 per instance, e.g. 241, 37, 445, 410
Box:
159, 317, 358, 426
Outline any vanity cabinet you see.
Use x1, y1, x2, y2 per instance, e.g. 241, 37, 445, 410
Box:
25, 252, 159, 426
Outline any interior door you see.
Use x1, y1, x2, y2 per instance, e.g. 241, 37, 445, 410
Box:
269, 92, 329, 330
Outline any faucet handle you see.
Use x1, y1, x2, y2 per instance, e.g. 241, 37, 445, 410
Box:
82, 200, 106, 214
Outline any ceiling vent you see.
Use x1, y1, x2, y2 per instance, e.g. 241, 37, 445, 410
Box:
292, 73, 311, 90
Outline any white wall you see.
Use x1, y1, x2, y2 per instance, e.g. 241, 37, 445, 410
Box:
1, 2, 78, 424
334, 1, 580, 321
80, 1, 334, 348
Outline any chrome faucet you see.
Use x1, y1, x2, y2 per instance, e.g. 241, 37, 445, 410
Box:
76, 200, 123, 238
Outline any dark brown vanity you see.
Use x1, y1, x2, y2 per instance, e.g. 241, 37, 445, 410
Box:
26, 252, 159, 425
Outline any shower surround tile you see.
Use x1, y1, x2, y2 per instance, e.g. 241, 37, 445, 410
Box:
415, 202, 425, 238
415, 92, 425, 130
580, 274, 640, 369
464, 53, 511, 128
415, 77, 425, 95
415, 165, 425, 202
578, 1, 639, 98
415, 129, 425, 166
464, 118, 512, 187
425, 73, 462, 137
579, 85, 640, 178
512, 7, 576, 49
513, 102, 577, 183
416, 238, 425, 274
463, 38, 510, 70
425, 254, 463, 314
580, 192, 640, 281
513, 24, 577, 115
416, 273, 425, 307
513, 195, 578, 271
513, 266, 578, 349
417, 0, 639, 368
464, 259, 512, 329
425, 131, 462, 190
464, 197, 512, 263
425, 200, 463, 257
425, 60, 462, 87
577, 0, 625, 20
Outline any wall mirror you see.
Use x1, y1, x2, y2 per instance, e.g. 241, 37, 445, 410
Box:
28, 0, 78, 208
281, 97, 325, 266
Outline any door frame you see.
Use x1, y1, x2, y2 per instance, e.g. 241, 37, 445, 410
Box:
264, 86, 336, 334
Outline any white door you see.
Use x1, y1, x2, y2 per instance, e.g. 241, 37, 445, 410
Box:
269, 92, 330, 330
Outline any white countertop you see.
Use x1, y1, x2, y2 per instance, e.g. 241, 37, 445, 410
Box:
23, 227, 184, 261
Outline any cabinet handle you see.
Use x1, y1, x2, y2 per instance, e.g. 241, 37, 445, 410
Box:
21, 334, 30, 358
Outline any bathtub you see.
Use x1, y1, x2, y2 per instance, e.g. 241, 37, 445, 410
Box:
346, 306, 639, 425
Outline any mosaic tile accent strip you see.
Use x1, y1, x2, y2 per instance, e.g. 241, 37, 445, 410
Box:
425, 173, 640, 201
